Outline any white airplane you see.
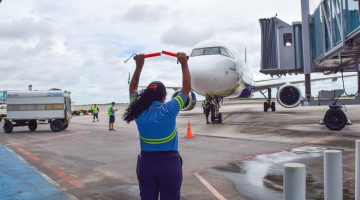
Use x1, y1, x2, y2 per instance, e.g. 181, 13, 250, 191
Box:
168, 40, 353, 123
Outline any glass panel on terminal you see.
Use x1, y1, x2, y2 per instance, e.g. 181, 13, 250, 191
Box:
0, 91, 6, 102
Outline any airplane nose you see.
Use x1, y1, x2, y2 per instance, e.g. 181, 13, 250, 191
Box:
188, 56, 234, 95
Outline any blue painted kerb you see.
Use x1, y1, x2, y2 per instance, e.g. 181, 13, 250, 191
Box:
0, 145, 69, 200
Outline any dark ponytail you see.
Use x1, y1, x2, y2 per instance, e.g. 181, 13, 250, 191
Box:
123, 81, 166, 123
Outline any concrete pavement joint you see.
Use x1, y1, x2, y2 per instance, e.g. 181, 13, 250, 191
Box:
5, 130, 91, 146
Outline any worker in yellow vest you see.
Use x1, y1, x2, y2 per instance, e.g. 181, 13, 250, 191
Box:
107, 102, 118, 131
91, 104, 99, 122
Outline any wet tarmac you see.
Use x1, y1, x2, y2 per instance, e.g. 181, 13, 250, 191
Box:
210, 146, 327, 200
0, 101, 359, 199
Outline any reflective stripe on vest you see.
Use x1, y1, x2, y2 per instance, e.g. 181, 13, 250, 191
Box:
107, 106, 112, 116
130, 96, 138, 104
174, 96, 184, 109
92, 106, 99, 114
140, 128, 177, 145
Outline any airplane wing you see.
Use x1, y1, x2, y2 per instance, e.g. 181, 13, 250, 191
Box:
253, 74, 357, 92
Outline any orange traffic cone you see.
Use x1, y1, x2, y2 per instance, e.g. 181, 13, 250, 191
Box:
185, 121, 193, 138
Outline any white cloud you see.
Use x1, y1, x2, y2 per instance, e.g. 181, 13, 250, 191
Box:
0, 0, 357, 104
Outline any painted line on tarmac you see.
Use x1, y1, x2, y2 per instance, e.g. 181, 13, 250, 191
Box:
15, 146, 40, 161
13, 145, 84, 189
195, 173, 227, 200
6, 130, 91, 146
222, 113, 233, 122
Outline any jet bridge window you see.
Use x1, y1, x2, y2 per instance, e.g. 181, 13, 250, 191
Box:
283, 33, 293, 47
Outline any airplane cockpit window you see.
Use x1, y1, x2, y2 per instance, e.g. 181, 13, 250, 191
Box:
204, 47, 220, 55
190, 48, 204, 57
220, 48, 232, 57
190, 47, 234, 58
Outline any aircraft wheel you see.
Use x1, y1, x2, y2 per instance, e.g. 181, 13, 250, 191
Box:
271, 102, 276, 112
50, 119, 64, 132
4, 120, 13, 134
28, 120, 37, 131
264, 102, 268, 112
324, 108, 347, 131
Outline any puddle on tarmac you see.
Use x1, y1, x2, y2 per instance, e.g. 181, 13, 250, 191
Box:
210, 146, 328, 200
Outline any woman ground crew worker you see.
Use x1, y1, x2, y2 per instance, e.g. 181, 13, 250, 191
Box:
123, 53, 191, 200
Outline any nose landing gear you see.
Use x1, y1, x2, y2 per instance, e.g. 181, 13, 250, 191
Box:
207, 97, 223, 124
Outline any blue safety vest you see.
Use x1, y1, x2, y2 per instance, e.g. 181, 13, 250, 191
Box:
130, 92, 186, 151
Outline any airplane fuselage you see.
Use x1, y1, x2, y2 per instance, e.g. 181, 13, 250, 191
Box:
188, 40, 255, 99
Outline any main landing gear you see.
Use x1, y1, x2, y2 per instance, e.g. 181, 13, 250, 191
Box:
207, 97, 223, 124
260, 88, 276, 112
321, 105, 351, 131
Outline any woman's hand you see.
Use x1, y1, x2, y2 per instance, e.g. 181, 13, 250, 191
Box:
177, 52, 188, 67
177, 52, 191, 98
130, 54, 145, 94
134, 54, 145, 69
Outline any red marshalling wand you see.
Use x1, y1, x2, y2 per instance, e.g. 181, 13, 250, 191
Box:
124, 52, 162, 63
162, 50, 177, 57
144, 52, 162, 58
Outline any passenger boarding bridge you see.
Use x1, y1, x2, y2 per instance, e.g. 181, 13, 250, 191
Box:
260, 0, 360, 130
260, 0, 360, 97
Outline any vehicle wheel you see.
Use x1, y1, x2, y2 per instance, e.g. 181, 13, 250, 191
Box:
50, 119, 64, 132
324, 108, 347, 131
4, 120, 13, 134
271, 102, 276, 112
63, 124, 69, 130
28, 120, 37, 131
264, 102, 268, 112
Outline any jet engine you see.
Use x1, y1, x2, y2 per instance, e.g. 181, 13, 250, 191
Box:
276, 84, 302, 108
172, 90, 197, 111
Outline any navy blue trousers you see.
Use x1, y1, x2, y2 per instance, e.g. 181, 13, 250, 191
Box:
137, 151, 183, 200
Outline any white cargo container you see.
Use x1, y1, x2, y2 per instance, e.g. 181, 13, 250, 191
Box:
3, 90, 72, 133
0, 91, 6, 122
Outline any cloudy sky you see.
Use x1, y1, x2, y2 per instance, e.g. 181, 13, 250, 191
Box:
0, 0, 357, 104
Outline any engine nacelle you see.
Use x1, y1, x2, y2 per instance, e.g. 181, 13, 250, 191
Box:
172, 90, 197, 111
276, 84, 302, 108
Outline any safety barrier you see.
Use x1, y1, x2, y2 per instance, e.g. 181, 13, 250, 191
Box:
283, 140, 360, 200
